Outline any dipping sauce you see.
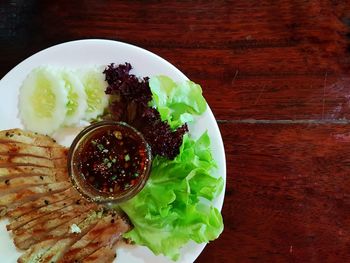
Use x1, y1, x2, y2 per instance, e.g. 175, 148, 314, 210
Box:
68, 121, 151, 203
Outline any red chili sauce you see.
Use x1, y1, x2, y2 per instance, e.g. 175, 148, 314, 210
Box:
77, 125, 149, 194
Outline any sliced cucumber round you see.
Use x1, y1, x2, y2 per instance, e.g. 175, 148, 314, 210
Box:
78, 67, 108, 121
19, 67, 68, 134
61, 70, 87, 126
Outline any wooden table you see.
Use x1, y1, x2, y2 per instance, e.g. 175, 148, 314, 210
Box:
1, 1, 350, 262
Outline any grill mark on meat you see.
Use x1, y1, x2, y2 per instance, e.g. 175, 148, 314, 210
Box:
0, 171, 68, 184
38, 237, 76, 262
0, 167, 68, 181
0, 181, 70, 200
59, 214, 130, 263
82, 240, 120, 263
0, 129, 60, 148
48, 211, 97, 237
0, 182, 70, 216
0, 166, 67, 175
0, 139, 60, 148
0, 142, 68, 160
7, 196, 77, 231
0, 175, 65, 194
0, 162, 47, 168
13, 201, 95, 237
19, 213, 102, 263
17, 239, 57, 263
22, 209, 99, 247
59, 215, 115, 262
77, 217, 129, 262
6, 188, 75, 219
14, 204, 99, 250
0, 155, 66, 168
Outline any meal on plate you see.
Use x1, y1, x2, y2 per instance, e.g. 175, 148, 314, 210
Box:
0, 62, 223, 262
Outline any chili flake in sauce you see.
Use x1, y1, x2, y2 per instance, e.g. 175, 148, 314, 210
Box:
76, 123, 150, 195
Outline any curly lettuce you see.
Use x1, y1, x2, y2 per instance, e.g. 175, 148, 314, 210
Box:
120, 132, 224, 260
149, 76, 207, 129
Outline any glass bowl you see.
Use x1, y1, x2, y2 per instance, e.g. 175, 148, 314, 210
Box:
68, 121, 152, 204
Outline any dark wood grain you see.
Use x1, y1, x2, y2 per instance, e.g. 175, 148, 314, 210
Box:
201, 122, 350, 263
1, 0, 350, 262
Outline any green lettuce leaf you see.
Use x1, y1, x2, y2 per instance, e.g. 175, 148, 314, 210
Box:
149, 76, 207, 129
120, 132, 224, 260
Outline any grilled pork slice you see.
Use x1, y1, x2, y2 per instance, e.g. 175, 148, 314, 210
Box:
0, 175, 69, 195
0, 154, 66, 168
84, 215, 128, 246
59, 214, 130, 263
18, 237, 80, 263
17, 239, 57, 263
13, 199, 95, 236
82, 241, 119, 263
16, 209, 97, 249
0, 166, 68, 181
0, 129, 67, 170
0, 142, 67, 159
13, 204, 100, 250
0, 182, 70, 216
6, 188, 75, 219
0, 176, 48, 194
17, 210, 106, 263
7, 196, 77, 230
0, 181, 70, 200
48, 210, 100, 238
59, 214, 115, 262
0, 180, 72, 220
78, 217, 129, 262
0, 129, 60, 148
36, 237, 78, 263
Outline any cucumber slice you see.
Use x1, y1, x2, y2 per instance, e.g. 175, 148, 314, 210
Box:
78, 67, 108, 121
19, 67, 68, 134
61, 70, 87, 126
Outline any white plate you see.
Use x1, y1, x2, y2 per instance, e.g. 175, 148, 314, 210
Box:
0, 39, 226, 263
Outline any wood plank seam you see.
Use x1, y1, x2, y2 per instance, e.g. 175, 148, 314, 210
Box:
218, 119, 350, 124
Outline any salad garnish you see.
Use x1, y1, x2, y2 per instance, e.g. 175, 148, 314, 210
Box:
104, 63, 223, 260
